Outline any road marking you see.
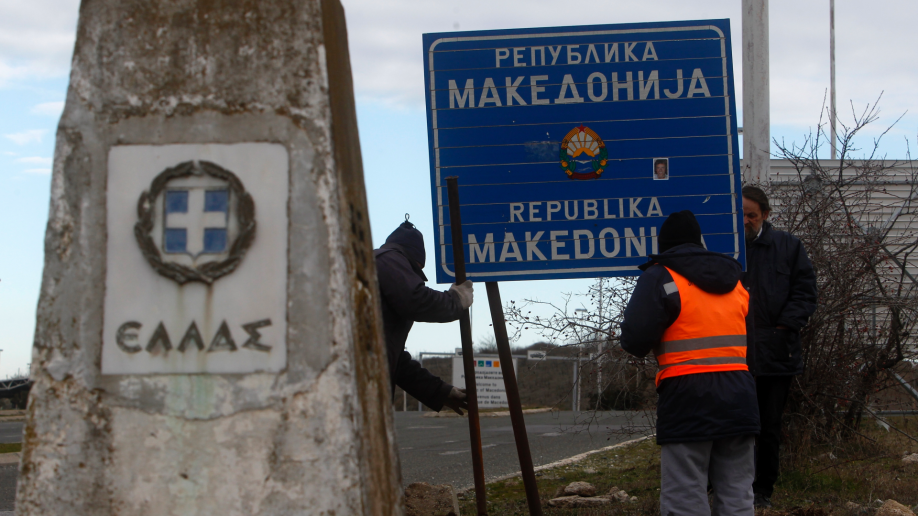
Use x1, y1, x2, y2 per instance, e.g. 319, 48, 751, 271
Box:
406, 426, 446, 429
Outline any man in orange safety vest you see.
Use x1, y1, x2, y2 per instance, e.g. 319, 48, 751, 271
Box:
621, 210, 760, 516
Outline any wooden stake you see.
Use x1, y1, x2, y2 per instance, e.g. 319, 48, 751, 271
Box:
486, 281, 543, 515
445, 176, 487, 515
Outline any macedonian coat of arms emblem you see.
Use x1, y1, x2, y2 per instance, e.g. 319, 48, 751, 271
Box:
560, 125, 608, 180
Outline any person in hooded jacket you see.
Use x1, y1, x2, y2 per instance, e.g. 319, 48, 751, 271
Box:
621, 210, 760, 516
375, 220, 474, 415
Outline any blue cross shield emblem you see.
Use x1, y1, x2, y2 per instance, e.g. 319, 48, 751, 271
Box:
134, 160, 256, 285
164, 188, 230, 256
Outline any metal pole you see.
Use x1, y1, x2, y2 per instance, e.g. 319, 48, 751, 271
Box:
597, 279, 603, 409
485, 282, 543, 516
742, 0, 770, 184
890, 371, 918, 404
446, 177, 488, 516
417, 355, 423, 411
596, 342, 602, 409
829, 0, 837, 160
576, 350, 581, 412
572, 362, 578, 412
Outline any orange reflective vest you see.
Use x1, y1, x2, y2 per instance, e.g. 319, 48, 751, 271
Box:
653, 266, 749, 386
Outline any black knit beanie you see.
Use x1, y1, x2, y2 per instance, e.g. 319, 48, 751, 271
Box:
658, 210, 702, 252
385, 221, 426, 269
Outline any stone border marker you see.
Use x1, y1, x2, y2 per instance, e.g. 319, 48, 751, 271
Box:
17, 0, 402, 514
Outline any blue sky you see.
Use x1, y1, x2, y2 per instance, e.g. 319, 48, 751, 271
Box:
1, 0, 917, 378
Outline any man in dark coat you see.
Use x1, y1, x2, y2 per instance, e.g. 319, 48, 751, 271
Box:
375, 220, 473, 414
621, 211, 760, 516
741, 186, 818, 508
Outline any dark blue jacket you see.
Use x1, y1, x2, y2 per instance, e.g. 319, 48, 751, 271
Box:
620, 244, 760, 444
375, 242, 463, 411
742, 221, 818, 376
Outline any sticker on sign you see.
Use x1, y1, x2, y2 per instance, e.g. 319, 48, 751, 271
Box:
423, 20, 744, 283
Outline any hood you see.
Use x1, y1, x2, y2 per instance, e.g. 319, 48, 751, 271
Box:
638, 243, 743, 294
382, 221, 428, 281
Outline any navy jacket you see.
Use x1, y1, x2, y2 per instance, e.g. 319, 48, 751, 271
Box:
621, 244, 760, 444
375, 244, 463, 411
742, 221, 818, 376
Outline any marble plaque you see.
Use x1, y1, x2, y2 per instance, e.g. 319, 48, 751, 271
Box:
102, 143, 289, 374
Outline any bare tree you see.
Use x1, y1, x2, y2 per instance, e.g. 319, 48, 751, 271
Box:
505, 277, 657, 435
768, 96, 918, 451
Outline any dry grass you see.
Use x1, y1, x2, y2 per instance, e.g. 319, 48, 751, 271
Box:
458, 417, 918, 515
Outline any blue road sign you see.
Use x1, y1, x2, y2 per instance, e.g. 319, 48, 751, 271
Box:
423, 20, 744, 284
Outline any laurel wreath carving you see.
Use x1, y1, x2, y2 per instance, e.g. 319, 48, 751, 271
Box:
134, 160, 256, 285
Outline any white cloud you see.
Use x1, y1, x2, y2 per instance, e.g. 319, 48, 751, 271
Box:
4, 129, 45, 146
31, 101, 64, 116
22, 168, 50, 174
339, 0, 918, 133
0, 0, 80, 85
0, 0, 914, 134
2, 151, 16, 156
17, 156, 52, 165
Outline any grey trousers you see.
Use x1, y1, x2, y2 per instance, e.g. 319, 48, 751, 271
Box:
660, 435, 755, 516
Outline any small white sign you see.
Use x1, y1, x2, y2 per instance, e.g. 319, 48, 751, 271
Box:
527, 350, 547, 360
102, 143, 289, 374
451, 356, 515, 408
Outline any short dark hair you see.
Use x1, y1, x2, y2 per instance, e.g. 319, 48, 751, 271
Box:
742, 185, 771, 213
654, 159, 667, 170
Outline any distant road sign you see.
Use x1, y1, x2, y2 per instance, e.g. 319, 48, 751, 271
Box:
527, 350, 547, 360
423, 20, 744, 284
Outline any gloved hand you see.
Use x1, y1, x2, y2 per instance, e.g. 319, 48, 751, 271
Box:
442, 387, 469, 416
449, 280, 474, 309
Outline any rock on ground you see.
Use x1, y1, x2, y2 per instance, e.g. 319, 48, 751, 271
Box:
877, 500, 916, 516
404, 482, 460, 516
562, 481, 597, 497
607, 486, 633, 502
547, 482, 638, 508
547, 495, 612, 508
902, 453, 918, 464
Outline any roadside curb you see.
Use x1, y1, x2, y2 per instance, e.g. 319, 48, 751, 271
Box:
457, 434, 655, 492
0, 453, 20, 465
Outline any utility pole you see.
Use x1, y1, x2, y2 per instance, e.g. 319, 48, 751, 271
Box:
597, 278, 603, 409
830, 0, 838, 159
742, 0, 770, 185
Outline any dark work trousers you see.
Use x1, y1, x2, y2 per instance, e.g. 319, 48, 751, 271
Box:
753, 375, 793, 497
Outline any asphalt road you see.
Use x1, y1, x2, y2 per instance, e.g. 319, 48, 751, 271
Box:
395, 410, 652, 490
0, 423, 23, 445
0, 464, 14, 512
0, 422, 23, 512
